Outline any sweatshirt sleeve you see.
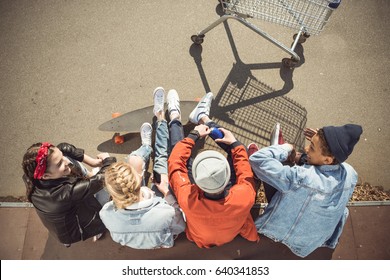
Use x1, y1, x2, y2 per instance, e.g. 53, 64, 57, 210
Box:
230, 144, 259, 242
168, 137, 195, 201
231, 143, 256, 197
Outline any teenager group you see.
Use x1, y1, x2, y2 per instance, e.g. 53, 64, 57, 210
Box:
22, 87, 362, 258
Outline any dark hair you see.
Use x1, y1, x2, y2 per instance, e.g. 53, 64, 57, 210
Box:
22, 143, 54, 202
317, 129, 339, 165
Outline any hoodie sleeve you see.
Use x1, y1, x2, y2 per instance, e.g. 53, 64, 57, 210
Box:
168, 137, 195, 201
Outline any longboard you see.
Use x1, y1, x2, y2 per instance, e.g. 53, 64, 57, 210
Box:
98, 101, 199, 133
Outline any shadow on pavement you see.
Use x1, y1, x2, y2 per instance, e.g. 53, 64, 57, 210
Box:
189, 6, 307, 153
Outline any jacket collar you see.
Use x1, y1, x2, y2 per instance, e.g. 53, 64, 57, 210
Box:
125, 197, 154, 210
317, 164, 341, 173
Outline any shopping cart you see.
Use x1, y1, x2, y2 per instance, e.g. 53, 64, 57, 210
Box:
191, 0, 341, 67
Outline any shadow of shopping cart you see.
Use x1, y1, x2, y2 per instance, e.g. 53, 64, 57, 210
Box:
205, 61, 308, 154
189, 15, 307, 154
191, 0, 341, 67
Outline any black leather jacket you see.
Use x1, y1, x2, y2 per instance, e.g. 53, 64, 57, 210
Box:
29, 143, 116, 245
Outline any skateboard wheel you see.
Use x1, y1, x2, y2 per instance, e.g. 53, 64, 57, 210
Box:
114, 134, 124, 144
112, 112, 121, 118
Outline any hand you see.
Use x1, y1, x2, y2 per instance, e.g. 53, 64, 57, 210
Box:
154, 174, 170, 197
287, 147, 296, 163
83, 154, 105, 167
294, 151, 303, 164
194, 124, 210, 138
214, 128, 237, 145
96, 152, 110, 162
303, 128, 318, 141
88, 158, 103, 167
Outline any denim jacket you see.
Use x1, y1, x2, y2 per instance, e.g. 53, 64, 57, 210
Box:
99, 192, 185, 249
249, 144, 357, 258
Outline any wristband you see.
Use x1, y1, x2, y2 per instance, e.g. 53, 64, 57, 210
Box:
189, 129, 200, 138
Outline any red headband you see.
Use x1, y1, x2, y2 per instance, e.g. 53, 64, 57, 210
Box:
33, 142, 54, 179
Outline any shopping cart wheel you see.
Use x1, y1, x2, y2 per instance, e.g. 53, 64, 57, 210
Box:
191, 34, 205, 45
282, 58, 298, 68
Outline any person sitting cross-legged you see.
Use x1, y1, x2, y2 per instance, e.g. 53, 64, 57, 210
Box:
99, 87, 186, 249
168, 91, 259, 248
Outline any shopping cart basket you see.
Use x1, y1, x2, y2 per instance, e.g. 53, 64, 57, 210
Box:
191, 0, 341, 67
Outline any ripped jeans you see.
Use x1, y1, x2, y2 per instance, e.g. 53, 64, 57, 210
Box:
125, 120, 168, 185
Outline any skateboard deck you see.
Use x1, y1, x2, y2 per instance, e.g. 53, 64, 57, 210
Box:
99, 100, 199, 133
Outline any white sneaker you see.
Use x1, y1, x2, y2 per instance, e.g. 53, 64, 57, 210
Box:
153, 87, 165, 116
189, 92, 214, 124
167, 89, 181, 121
140, 122, 152, 146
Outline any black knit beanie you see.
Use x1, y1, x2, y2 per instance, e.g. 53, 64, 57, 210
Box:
322, 124, 363, 163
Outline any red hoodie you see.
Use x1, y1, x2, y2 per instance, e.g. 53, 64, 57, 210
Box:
168, 136, 259, 248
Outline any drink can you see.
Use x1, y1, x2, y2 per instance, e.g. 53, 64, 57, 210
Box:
209, 127, 224, 140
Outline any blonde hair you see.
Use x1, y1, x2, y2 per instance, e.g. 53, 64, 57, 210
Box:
105, 162, 141, 209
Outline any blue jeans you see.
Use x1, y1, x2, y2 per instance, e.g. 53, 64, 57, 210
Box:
126, 138, 153, 187
126, 120, 168, 185
153, 120, 169, 176
127, 145, 153, 167
168, 119, 184, 151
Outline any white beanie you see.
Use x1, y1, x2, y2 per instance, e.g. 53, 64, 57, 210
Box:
192, 150, 231, 194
